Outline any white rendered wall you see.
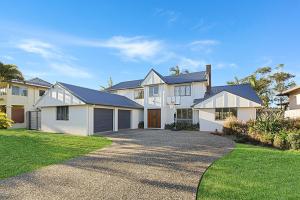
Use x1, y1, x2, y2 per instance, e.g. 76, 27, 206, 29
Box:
41, 105, 89, 136
198, 107, 257, 132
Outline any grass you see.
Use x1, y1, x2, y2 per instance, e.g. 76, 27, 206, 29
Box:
198, 143, 300, 200
0, 129, 112, 179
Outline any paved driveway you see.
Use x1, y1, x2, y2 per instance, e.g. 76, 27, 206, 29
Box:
0, 130, 234, 200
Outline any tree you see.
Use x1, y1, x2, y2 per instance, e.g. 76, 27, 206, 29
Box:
270, 64, 296, 108
227, 76, 242, 85
169, 66, 189, 76
227, 66, 273, 107
100, 76, 113, 91
0, 62, 24, 82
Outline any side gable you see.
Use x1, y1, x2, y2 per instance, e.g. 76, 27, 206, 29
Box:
141, 69, 165, 86
193, 90, 262, 109
35, 84, 85, 107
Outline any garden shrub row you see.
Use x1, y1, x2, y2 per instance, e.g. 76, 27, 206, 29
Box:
165, 122, 199, 131
222, 111, 300, 150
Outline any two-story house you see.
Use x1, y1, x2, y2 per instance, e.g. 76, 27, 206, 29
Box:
0, 78, 52, 128
109, 65, 262, 131
35, 65, 262, 136
278, 86, 300, 118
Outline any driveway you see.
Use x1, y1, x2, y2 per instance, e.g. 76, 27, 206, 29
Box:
0, 130, 234, 200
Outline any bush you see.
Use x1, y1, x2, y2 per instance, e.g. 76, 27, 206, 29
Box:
0, 112, 13, 129
223, 116, 247, 136
259, 132, 274, 146
287, 132, 300, 150
138, 121, 144, 129
165, 122, 199, 131
165, 123, 175, 130
251, 110, 284, 134
273, 132, 288, 149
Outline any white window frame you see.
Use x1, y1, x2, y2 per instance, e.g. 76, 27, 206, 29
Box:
56, 106, 69, 121
11, 86, 28, 96
174, 85, 191, 96
149, 85, 159, 97
176, 108, 193, 123
134, 89, 144, 99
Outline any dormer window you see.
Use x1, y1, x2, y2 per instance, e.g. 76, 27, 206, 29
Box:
175, 85, 191, 96
149, 85, 159, 97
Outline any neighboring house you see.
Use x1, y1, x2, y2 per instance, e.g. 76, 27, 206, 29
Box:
109, 65, 262, 132
35, 82, 143, 136
35, 65, 262, 135
0, 78, 52, 128
278, 86, 300, 118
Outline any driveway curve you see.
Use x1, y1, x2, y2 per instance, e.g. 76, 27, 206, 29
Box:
0, 130, 234, 200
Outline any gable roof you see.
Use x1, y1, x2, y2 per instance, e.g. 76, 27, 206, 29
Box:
26, 78, 52, 87
193, 84, 262, 106
109, 70, 207, 90
58, 82, 143, 109
11, 77, 52, 88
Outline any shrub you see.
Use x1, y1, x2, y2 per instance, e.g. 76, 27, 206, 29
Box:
0, 112, 13, 129
165, 123, 175, 130
251, 110, 284, 134
138, 121, 144, 129
165, 122, 199, 131
273, 132, 288, 149
287, 132, 300, 150
259, 132, 274, 146
223, 116, 247, 136
176, 122, 199, 131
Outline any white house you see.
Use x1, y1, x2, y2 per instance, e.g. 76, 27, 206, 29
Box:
36, 65, 262, 135
278, 86, 300, 118
109, 65, 262, 132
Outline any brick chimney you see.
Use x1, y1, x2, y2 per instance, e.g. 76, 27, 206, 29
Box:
206, 64, 212, 94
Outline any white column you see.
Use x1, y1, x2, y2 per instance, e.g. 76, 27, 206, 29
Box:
113, 108, 118, 132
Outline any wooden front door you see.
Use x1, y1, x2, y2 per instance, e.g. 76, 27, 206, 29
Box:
148, 109, 161, 128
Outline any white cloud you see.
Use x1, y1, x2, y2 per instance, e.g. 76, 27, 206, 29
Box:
16, 39, 91, 79
50, 63, 92, 78
154, 9, 180, 24
215, 62, 238, 69
100, 36, 163, 61
188, 40, 220, 53
17, 39, 62, 59
178, 57, 207, 71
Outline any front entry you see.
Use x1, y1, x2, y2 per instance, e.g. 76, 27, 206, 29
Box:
147, 109, 161, 128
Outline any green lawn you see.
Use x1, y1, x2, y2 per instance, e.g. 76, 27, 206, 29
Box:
0, 129, 112, 179
198, 143, 300, 200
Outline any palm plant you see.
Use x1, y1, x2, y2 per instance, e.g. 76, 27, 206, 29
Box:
0, 62, 24, 82
169, 66, 189, 76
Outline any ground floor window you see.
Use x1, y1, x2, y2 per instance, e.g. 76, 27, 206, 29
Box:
176, 108, 192, 123
215, 107, 237, 120
11, 105, 24, 123
56, 106, 69, 120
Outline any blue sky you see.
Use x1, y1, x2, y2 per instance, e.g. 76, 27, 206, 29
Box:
0, 0, 299, 89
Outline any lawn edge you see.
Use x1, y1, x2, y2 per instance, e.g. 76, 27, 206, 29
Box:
195, 136, 236, 200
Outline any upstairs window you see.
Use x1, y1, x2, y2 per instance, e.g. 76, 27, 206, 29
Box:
174, 85, 191, 96
215, 108, 237, 120
12, 86, 28, 96
134, 89, 144, 99
149, 85, 159, 97
39, 90, 46, 96
56, 106, 69, 120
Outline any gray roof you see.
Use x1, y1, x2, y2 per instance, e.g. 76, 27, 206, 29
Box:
26, 78, 52, 87
193, 84, 262, 106
11, 77, 52, 88
109, 70, 207, 90
58, 82, 143, 109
